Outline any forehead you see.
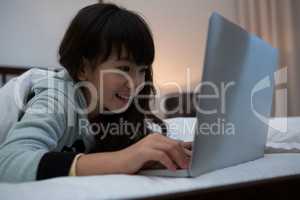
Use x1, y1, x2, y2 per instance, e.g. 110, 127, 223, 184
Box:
105, 48, 148, 67
98, 45, 150, 69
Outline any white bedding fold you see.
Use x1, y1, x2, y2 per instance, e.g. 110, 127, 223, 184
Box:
0, 153, 299, 200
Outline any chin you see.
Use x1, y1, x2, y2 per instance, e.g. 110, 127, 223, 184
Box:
104, 103, 130, 114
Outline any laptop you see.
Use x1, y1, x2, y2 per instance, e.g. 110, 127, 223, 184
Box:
138, 12, 278, 177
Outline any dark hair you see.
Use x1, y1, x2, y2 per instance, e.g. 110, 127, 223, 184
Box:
59, 3, 167, 152
59, 3, 154, 79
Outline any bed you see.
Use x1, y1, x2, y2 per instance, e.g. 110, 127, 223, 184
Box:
0, 116, 300, 199
0, 153, 299, 200
0, 67, 299, 199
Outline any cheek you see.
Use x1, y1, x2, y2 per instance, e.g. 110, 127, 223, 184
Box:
136, 75, 146, 90
140, 75, 146, 84
100, 75, 124, 95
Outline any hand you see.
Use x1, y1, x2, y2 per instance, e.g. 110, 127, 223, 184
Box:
142, 140, 192, 170
181, 141, 192, 157
116, 133, 192, 174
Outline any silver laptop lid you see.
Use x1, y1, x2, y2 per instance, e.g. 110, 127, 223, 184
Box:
189, 13, 278, 177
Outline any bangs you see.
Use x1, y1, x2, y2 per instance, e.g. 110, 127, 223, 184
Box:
94, 8, 155, 66
59, 3, 155, 79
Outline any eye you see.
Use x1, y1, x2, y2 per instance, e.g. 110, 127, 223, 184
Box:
138, 67, 148, 74
118, 66, 130, 72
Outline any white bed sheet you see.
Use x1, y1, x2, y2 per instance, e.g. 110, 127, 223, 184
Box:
0, 153, 299, 200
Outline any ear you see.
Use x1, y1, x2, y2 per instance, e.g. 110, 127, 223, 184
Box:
77, 58, 91, 81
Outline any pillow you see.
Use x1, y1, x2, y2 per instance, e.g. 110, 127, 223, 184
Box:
266, 117, 300, 153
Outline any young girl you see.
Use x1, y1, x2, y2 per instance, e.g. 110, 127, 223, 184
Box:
0, 3, 191, 182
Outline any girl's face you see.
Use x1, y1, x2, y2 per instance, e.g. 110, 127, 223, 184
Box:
78, 50, 148, 116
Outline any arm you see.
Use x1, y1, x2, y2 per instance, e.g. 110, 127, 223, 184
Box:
0, 91, 191, 181
0, 90, 73, 182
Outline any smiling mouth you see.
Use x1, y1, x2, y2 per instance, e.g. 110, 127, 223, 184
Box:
115, 93, 130, 103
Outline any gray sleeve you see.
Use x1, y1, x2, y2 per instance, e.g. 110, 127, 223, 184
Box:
0, 90, 68, 182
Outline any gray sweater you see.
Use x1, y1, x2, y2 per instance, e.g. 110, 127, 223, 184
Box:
0, 69, 95, 182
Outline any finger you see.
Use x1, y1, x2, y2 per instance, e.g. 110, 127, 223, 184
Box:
167, 139, 191, 159
142, 161, 156, 169
183, 148, 192, 157
153, 141, 189, 169
181, 141, 192, 150
149, 134, 189, 169
150, 150, 177, 171
147, 161, 166, 169
164, 138, 190, 167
